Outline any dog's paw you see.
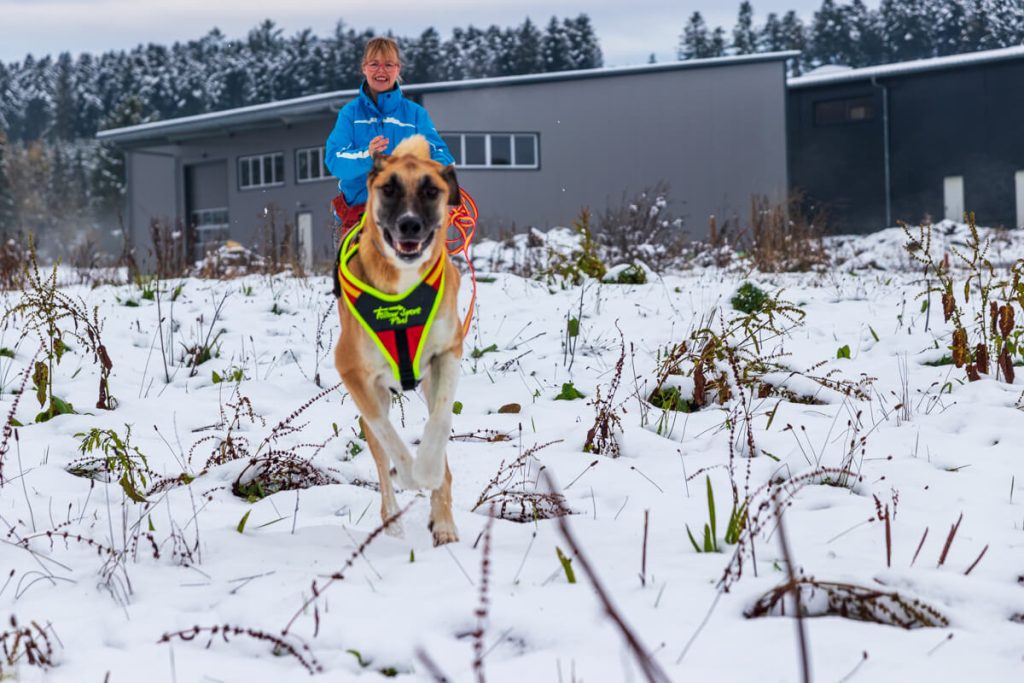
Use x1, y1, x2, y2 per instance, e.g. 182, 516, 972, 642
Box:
412, 456, 445, 491
384, 519, 404, 538
429, 519, 459, 546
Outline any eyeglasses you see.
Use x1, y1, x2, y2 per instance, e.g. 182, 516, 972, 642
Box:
365, 61, 399, 71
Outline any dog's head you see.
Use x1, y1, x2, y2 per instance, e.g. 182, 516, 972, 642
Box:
366, 135, 460, 268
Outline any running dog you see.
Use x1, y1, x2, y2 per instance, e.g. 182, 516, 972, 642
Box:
334, 135, 463, 546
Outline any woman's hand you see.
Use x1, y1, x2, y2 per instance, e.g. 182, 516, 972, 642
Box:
368, 135, 389, 155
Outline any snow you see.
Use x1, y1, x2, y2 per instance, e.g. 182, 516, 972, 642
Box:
1, 223, 1023, 681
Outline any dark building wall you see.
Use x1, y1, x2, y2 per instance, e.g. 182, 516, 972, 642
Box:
890, 60, 1024, 228
787, 84, 886, 232
789, 58, 1024, 233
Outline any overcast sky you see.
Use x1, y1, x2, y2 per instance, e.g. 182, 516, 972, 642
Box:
1, 0, 881, 66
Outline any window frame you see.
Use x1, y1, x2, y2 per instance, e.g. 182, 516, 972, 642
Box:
812, 96, 876, 126
295, 146, 331, 184
440, 132, 540, 170
238, 152, 285, 190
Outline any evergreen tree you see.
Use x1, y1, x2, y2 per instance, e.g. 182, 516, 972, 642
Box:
847, 0, 885, 66
439, 28, 468, 81
73, 53, 105, 138
403, 27, 443, 84
541, 16, 572, 71
18, 55, 54, 142
51, 52, 76, 141
780, 11, 808, 74
679, 12, 711, 59
879, 0, 934, 61
246, 19, 286, 103
710, 27, 728, 57
0, 132, 17, 236
218, 38, 253, 109
564, 14, 603, 69
453, 26, 490, 79
988, 0, 1024, 47
137, 43, 177, 119
0, 62, 16, 137
809, 0, 858, 66
932, 0, 970, 55
733, 2, 758, 55
276, 28, 323, 100
510, 18, 543, 75
759, 12, 786, 52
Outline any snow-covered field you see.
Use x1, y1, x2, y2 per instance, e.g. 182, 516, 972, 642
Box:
1, 223, 1023, 682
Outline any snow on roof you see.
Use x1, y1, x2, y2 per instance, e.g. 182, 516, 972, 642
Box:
97, 51, 799, 145
788, 44, 1024, 89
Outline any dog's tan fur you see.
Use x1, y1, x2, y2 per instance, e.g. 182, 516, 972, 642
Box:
334, 135, 463, 545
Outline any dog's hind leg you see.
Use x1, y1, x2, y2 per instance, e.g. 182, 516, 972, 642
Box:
359, 416, 403, 537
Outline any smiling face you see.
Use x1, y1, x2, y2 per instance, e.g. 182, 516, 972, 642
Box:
362, 46, 401, 94
366, 136, 460, 268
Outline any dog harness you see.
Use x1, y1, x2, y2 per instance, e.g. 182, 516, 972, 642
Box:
337, 222, 445, 391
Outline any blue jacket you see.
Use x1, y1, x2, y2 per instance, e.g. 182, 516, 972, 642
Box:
325, 82, 454, 205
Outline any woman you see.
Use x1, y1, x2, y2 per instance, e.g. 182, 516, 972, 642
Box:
326, 37, 455, 231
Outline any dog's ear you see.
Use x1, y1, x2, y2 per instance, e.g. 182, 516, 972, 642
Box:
441, 164, 461, 207
368, 152, 388, 185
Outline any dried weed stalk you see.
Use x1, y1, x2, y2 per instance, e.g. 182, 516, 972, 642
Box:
902, 215, 1023, 384
584, 327, 626, 457
0, 615, 55, 674
159, 624, 322, 675
746, 577, 949, 629
472, 439, 569, 522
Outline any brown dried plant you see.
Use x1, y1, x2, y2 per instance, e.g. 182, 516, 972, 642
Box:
0, 615, 56, 674
472, 438, 569, 522
3, 237, 115, 415
746, 576, 949, 629
902, 214, 1022, 384
584, 327, 626, 457
747, 193, 829, 273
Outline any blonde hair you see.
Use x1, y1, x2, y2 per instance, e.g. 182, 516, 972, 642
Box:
362, 37, 401, 66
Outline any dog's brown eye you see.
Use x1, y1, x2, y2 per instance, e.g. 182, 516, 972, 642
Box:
380, 183, 396, 197
421, 186, 439, 200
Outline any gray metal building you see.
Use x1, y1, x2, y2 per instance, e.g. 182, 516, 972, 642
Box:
98, 52, 794, 269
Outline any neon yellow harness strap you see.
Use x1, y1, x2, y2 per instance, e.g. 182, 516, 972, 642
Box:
337, 225, 445, 391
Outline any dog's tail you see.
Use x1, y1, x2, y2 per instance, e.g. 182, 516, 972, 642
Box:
392, 134, 430, 160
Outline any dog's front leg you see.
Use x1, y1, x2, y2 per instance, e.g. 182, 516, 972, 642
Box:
415, 352, 460, 545
342, 371, 417, 492
413, 352, 459, 490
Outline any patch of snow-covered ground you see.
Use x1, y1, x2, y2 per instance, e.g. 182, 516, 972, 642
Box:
1, 224, 1023, 682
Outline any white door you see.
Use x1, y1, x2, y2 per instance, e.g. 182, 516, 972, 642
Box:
1015, 171, 1024, 229
297, 212, 313, 270
943, 176, 964, 222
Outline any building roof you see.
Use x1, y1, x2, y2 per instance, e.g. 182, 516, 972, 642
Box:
788, 45, 1024, 89
96, 51, 798, 146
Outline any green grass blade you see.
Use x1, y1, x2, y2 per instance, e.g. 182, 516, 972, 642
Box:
686, 524, 702, 553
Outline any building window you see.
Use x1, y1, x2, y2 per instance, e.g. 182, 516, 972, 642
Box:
440, 133, 539, 169
813, 97, 875, 126
296, 147, 330, 183
191, 207, 230, 255
239, 152, 284, 189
